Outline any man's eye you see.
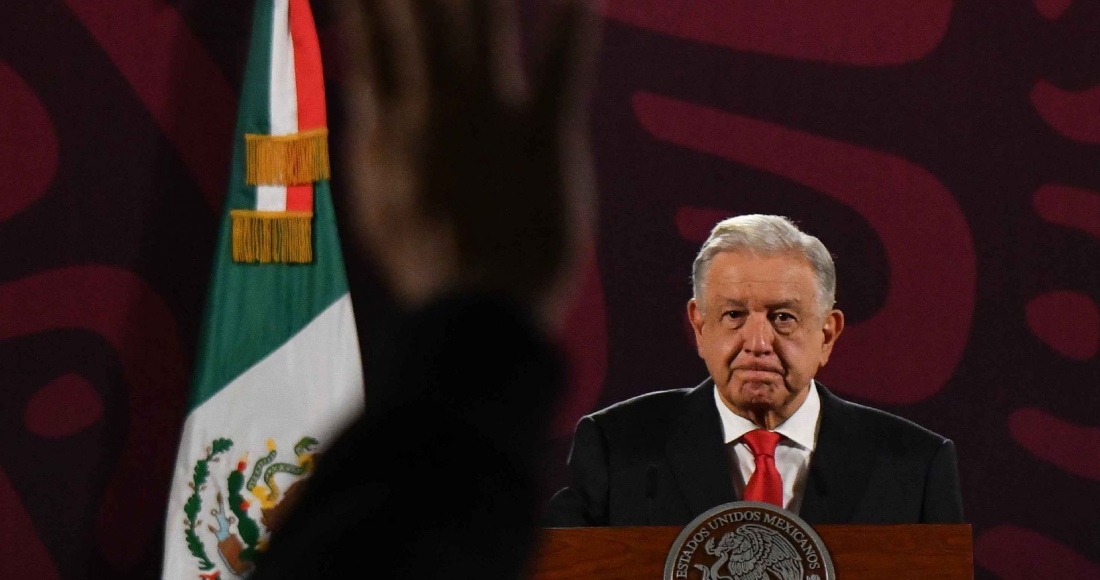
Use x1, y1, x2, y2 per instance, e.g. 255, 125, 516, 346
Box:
773, 312, 796, 323
723, 311, 745, 321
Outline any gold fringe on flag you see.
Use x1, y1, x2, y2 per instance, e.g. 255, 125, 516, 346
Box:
231, 210, 313, 263
245, 128, 330, 185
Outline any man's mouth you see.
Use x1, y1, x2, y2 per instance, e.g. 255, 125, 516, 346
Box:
732, 365, 784, 376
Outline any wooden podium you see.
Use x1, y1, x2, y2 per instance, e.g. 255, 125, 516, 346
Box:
530, 524, 973, 580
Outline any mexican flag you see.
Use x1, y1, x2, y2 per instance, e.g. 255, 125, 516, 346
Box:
161, 0, 364, 577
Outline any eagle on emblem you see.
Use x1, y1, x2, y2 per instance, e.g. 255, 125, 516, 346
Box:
693, 524, 804, 580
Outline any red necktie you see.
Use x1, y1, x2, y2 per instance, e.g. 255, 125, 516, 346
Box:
742, 429, 784, 508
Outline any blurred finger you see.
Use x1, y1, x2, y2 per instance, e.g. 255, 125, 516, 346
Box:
337, 0, 391, 102
469, 0, 493, 92
531, 0, 600, 127
337, 0, 381, 196
376, 0, 432, 105
473, 0, 527, 105
412, 0, 468, 95
338, 0, 431, 109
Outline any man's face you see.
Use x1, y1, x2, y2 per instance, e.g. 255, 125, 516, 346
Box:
687, 251, 844, 423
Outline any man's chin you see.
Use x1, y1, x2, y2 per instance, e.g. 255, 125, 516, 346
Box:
736, 382, 782, 406
740, 380, 777, 394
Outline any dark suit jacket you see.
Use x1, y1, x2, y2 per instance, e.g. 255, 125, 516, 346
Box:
543, 379, 963, 527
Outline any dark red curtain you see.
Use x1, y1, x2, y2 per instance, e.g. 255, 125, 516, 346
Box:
1, 1, 1097, 578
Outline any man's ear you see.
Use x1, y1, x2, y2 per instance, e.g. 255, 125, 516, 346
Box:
819, 309, 845, 366
687, 299, 706, 355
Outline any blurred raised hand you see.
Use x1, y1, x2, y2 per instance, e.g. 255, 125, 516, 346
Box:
337, 0, 600, 333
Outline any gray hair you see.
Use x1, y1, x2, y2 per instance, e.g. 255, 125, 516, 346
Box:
691, 214, 836, 314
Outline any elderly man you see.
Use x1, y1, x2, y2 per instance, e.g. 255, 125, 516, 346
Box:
544, 214, 963, 526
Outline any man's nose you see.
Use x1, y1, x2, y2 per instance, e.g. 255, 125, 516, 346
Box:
742, 315, 774, 355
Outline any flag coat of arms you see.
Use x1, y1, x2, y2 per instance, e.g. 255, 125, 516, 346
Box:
161, 0, 364, 577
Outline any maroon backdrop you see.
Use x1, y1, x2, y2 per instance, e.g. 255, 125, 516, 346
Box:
2, 0, 1098, 578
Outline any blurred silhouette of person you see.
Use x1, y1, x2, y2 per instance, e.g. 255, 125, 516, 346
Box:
544, 214, 963, 527
247, 0, 600, 578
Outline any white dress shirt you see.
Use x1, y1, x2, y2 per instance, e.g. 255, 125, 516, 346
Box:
713, 380, 822, 513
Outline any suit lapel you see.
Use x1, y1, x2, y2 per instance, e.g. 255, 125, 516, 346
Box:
799, 384, 877, 524
666, 380, 738, 517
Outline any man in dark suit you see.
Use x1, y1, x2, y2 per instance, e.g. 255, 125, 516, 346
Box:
544, 214, 963, 527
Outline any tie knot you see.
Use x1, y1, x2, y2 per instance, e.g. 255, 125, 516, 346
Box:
742, 429, 782, 458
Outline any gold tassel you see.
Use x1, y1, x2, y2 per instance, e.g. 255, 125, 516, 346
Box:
245, 128, 330, 185
231, 210, 313, 263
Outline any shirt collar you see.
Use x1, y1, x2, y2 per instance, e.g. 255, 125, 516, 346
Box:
713, 380, 821, 451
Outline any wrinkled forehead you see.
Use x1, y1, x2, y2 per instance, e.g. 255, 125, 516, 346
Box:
700, 251, 823, 307
702, 250, 816, 285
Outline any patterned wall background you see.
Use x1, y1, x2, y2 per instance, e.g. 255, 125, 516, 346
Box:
1, 0, 1097, 578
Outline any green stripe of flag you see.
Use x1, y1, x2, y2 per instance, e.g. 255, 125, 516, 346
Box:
188, 0, 349, 410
